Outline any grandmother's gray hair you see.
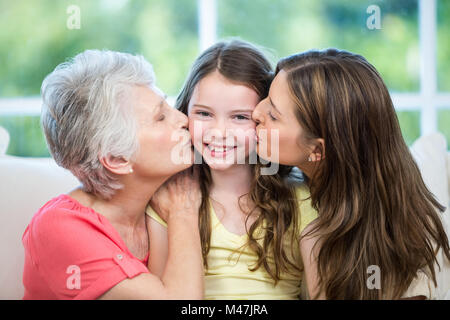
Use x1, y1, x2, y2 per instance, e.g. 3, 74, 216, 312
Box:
41, 49, 156, 199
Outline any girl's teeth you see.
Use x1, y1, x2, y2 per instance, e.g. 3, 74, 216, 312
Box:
207, 145, 234, 152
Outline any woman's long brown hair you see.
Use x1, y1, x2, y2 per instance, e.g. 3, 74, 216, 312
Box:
177, 39, 303, 282
277, 48, 450, 299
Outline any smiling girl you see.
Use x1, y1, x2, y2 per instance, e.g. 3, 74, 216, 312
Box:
146, 40, 318, 299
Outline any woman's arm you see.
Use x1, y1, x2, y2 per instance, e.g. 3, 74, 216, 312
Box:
99, 211, 202, 299
299, 222, 325, 300
99, 171, 203, 300
147, 216, 169, 278
300, 223, 428, 300
99, 213, 201, 299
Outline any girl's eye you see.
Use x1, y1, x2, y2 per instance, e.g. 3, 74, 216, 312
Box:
196, 111, 211, 117
234, 115, 250, 120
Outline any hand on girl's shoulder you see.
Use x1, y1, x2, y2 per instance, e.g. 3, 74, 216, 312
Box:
147, 168, 201, 223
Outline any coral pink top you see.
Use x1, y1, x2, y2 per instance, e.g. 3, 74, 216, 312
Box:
22, 194, 149, 300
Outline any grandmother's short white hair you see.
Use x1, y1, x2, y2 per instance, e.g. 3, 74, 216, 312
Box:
41, 49, 156, 199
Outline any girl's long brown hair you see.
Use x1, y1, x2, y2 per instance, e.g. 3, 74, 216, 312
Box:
277, 48, 450, 299
177, 39, 302, 282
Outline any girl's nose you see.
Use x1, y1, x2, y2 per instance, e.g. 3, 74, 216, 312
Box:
216, 118, 227, 137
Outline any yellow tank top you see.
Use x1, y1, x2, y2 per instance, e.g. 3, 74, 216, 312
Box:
146, 184, 317, 300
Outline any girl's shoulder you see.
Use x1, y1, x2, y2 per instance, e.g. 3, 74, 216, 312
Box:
293, 183, 310, 200
145, 204, 168, 228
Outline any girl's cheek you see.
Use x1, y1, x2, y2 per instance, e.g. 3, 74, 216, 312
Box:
191, 130, 204, 148
189, 119, 202, 140
190, 126, 208, 155
241, 128, 256, 144
188, 117, 195, 133
236, 129, 257, 155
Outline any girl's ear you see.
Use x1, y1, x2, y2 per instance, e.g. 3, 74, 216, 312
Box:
99, 154, 133, 175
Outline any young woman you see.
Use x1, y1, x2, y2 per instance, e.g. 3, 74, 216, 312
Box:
147, 40, 318, 299
252, 48, 450, 299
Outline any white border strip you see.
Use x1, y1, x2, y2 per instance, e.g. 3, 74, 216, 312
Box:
0, 97, 42, 115
198, 0, 217, 51
1, 93, 450, 116
419, 0, 438, 134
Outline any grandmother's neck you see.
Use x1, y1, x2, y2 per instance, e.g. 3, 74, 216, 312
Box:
83, 175, 167, 228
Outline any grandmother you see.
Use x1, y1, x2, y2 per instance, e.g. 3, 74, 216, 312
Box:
22, 50, 203, 300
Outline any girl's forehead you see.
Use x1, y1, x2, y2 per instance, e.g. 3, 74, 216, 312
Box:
189, 74, 260, 113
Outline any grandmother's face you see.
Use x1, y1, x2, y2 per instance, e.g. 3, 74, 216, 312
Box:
131, 85, 193, 178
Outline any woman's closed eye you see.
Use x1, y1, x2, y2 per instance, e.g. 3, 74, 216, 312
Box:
268, 111, 277, 121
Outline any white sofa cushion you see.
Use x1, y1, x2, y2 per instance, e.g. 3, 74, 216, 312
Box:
410, 133, 450, 299
0, 155, 79, 299
410, 133, 449, 208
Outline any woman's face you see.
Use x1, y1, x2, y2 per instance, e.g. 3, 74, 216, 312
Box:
131, 85, 193, 178
252, 70, 314, 167
187, 70, 260, 171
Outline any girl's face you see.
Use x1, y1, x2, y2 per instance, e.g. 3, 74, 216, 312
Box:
252, 70, 315, 167
187, 70, 260, 171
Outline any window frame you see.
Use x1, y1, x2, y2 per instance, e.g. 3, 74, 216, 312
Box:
0, 0, 448, 137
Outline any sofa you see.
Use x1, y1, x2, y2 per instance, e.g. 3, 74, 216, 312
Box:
1, 125, 449, 299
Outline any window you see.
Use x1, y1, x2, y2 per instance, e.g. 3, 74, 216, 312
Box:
0, 0, 449, 157
438, 0, 450, 92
